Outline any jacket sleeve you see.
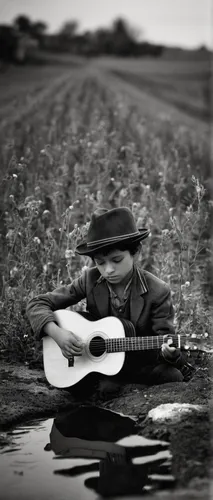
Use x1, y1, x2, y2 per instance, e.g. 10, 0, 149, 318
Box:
151, 285, 184, 367
151, 284, 175, 336
26, 272, 87, 339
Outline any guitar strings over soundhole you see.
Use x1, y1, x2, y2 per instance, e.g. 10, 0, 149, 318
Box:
89, 336, 106, 357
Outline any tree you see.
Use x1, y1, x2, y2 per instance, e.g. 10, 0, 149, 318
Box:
59, 20, 79, 39
111, 17, 139, 56
31, 21, 48, 46
14, 15, 32, 33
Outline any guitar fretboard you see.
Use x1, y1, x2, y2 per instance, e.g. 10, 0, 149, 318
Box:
105, 335, 180, 353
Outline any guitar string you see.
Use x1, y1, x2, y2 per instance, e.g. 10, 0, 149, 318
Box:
86, 335, 198, 342
86, 337, 199, 353
88, 338, 180, 353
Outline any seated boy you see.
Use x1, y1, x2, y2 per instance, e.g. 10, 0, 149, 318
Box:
27, 207, 188, 392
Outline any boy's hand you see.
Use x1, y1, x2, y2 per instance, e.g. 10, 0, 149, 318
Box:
57, 328, 84, 359
161, 335, 177, 360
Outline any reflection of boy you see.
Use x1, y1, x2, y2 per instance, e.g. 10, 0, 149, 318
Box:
27, 207, 188, 386
48, 406, 172, 496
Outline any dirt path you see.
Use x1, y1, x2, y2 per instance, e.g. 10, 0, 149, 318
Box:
0, 362, 211, 499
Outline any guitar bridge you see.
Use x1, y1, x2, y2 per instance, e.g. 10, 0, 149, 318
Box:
68, 355, 74, 367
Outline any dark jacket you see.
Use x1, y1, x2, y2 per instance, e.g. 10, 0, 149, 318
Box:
26, 266, 181, 371
26, 266, 175, 339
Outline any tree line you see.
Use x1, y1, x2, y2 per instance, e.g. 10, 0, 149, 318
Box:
0, 15, 164, 63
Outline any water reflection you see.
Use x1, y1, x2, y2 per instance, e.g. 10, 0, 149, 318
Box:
48, 405, 175, 496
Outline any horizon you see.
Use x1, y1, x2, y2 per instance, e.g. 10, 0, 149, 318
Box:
0, 0, 212, 50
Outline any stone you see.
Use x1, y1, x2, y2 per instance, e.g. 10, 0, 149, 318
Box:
148, 403, 205, 423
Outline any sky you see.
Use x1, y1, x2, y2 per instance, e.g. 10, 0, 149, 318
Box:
0, 0, 212, 49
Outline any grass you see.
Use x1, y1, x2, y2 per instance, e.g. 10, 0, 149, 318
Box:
0, 56, 211, 366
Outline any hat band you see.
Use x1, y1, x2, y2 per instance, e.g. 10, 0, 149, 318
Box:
87, 231, 140, 248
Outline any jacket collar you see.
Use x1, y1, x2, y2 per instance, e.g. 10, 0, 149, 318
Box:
93, 266, 148, 323
130, 267, 148, 325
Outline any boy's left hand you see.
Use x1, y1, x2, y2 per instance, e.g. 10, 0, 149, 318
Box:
161, 335, 177, 360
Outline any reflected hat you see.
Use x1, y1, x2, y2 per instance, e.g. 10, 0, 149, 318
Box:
75, 207, 150, 256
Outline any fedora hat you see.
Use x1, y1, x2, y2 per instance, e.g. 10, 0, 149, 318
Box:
75, 207, 149, 256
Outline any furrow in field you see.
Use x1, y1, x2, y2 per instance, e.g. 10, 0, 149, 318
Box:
91, 66, 209, 135
109, 69, 210, 123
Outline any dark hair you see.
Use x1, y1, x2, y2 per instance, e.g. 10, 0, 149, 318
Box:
91, 241, 142, 260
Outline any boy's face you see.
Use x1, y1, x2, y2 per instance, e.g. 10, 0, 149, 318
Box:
94, 249, 134, 285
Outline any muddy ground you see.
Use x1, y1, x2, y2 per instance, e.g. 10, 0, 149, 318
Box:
0, 359, 212, 499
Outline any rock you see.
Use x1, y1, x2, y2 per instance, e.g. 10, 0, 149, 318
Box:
148, 403, 205, 423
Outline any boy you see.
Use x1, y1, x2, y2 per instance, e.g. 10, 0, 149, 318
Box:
27, 207, 187, 390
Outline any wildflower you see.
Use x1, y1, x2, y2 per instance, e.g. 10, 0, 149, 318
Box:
97, 191, 103, 203
24, 195, 34, 204
69, 205, 73, 210
42, 209, 51, 221
34, 186, 41, 196
119, 188, 128, 198
23, 334, 28, 339
181, 282, 190, 291
110, 177, 115, 182
10, 266, 18, 278
19, 182, 24, 195
33, 237, 41, 245
12, 174, 18, 179
162, 229, 169, 236
43, 261, 53, 274
65, 249, 73, 259
6, 229, 14, 239
6, 229, 14, 245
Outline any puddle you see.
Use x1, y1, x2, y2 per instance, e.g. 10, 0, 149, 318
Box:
0, 405, 175, 499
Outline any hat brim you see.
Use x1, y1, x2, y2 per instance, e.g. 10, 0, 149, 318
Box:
75, 228, 150, 256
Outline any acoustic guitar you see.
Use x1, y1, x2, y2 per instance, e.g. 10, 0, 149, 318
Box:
43, 310, 207, 388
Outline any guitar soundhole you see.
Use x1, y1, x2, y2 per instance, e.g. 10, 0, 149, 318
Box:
89, 336, 106, 357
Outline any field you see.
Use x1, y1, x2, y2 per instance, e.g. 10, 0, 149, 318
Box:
0, 54, 211, 365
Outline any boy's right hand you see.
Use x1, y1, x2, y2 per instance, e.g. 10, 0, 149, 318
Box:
57, 328, 83, 359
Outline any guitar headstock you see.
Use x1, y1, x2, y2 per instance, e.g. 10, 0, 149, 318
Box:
182, 332, 210, 353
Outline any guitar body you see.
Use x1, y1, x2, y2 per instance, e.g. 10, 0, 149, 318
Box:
43, 309, 206, 388
43, 310, 125, 388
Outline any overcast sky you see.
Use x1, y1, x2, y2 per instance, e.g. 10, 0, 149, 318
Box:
0, 0, 212, 49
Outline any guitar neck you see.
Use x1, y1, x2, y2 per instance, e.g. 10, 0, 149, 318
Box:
106, 334, 181, 353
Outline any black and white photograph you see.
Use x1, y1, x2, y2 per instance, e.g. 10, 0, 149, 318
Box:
0, 1, 212, 499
